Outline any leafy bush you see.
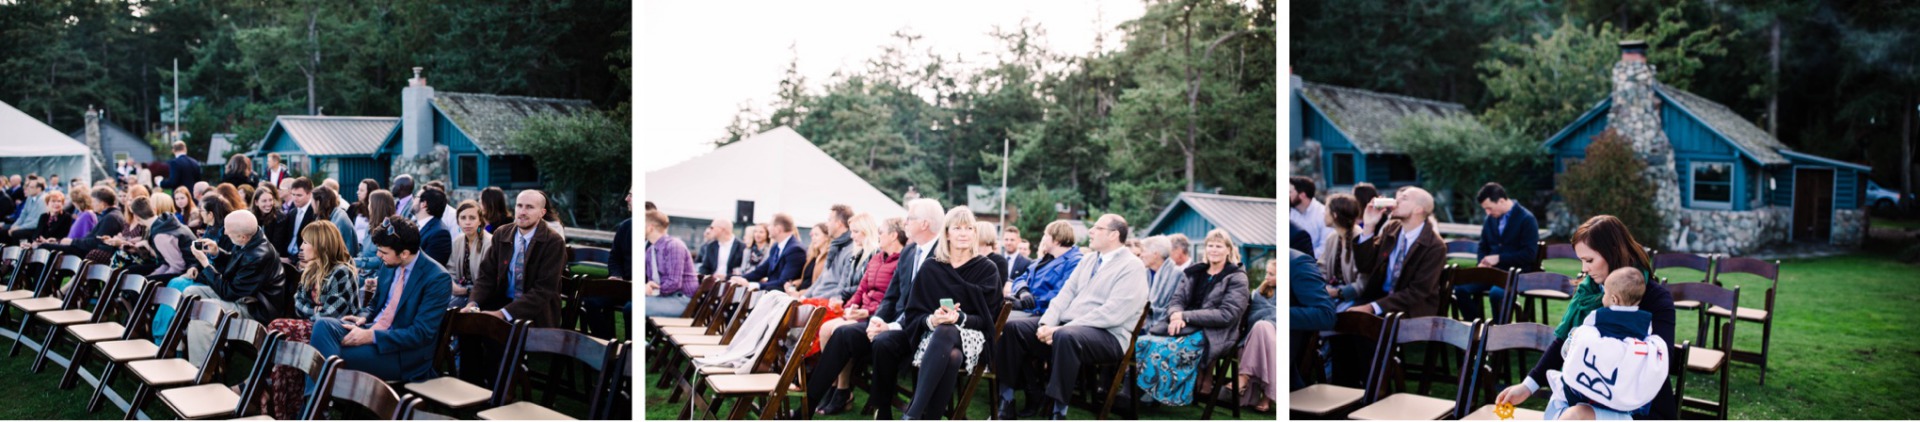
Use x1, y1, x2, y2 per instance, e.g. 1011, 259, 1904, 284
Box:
1384, 113, 1548, 222
1559, 129, 1665, 246
510, 110, 632, 230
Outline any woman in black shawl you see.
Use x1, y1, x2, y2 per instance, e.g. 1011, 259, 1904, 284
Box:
901, 205, 1004, 419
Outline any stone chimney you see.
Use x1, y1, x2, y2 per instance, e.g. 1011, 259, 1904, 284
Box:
401, 67, 435, 158
1606, 40, 1681, 248
84, 106, 111, 181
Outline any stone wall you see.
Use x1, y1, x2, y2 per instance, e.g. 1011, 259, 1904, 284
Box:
1833, 208, 1868, 246
1293, 140, 1321, 190
389, 144, 448, 190
1666, 207, 1789, 255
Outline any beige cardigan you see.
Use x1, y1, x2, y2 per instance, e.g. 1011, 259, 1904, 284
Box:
449, 230, 493, 284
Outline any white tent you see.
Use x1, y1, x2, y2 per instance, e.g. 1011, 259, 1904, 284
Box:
647, 126, 905, 228
0, 100, 93, 184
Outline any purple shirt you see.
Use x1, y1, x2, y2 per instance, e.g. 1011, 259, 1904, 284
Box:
648, 235, 698, 297
68, 211, 97, 240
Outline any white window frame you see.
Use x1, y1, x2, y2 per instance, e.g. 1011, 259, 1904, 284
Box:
1690, 161, 1735, 210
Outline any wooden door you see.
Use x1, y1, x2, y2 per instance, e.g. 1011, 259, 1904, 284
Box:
1793, 168, 1834, 242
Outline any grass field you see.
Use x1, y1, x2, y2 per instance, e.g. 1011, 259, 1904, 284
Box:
1436, 250, 1920, 419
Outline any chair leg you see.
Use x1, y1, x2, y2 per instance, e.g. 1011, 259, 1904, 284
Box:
1758, 318, 1773, 385
87, 361, 120, 413
123, 383, 153, 420
29, 323, 65, 373
7, 313, 34, 357
59, 341, 91, 389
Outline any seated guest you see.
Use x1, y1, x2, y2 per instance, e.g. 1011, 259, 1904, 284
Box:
62, 186, 98, 244
789, 223, 832, 294
252, 184, 286, 253
729, 213, 806, 292
49, 187, 126, 260
353, 190, 397, 276
314, 186, 357, 257
180, 210, 283, 363
1288, 250, 1334, 390
697, 218, 741, 279
1134, 228, 1250, 405
800, 205, 861, 301
1346, 187, 1446, 318
1319, 194, 1365, 310
583, 193, 633, 339
140, 192, 198, 279
100, 196, 160, 275
460, 190, 565, 384
1239, 258, 1281, 411
173, 187, 199, 231
1453, 182, 1540, 321
1004, 220, 1083, 319
900, 206, 1003, 419
27, 191, 73, 247
3, 178, 46, 245
413, 187, 452, 265
991, 214, 1151, 420
195, 194, 234, 250
1139, 235, 1183, 329
311, 216, 449, 382
812, 214, 899, 399
807, 199, 943, 416
641, 209, 696, 317
447, 200, 492, 309
261, 220, 358, 419
999, 226, 1033, 282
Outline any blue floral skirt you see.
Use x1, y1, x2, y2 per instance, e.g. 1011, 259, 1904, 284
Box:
1134, 332, 1205, 405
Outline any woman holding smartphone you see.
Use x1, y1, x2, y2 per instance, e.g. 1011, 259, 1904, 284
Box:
896, 205, 1003, 420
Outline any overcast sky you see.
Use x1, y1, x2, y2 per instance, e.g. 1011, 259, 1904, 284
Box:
636, 0, 1148, 172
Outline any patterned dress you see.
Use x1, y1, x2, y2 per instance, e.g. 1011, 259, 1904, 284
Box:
261, 263, 358, 419
1134, 332, 1207, 405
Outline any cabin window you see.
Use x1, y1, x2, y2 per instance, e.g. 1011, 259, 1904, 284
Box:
1691, 161, 1733, 209
1330, 153, 1356, 186
499, 155, 541, 187
1385, 155, 1417, 182
456, 155, 480, 188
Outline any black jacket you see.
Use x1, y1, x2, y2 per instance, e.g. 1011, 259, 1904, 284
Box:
901, 254, 1002, 344
74, 207, 127, 254
195, 232, 284, 321
874, 239, 938, 328
609, 219, 633, 280
697, 237, 744, 278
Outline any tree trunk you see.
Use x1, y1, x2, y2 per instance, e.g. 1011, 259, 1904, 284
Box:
1767, 19, 1780, 137
1903, 94, 1914, 212
306, 3, 320, 115
1182, 1, 1198, 193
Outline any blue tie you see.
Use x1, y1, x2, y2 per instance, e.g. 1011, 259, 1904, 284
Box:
1387, 235, 1410, 293
1090, 254, 1104, 281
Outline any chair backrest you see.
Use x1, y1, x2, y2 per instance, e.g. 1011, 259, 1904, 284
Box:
194, 315, 271, 383
0, 246, 20, 264
10, 248, 52, 290
1720, 257, 1774, 299
131, 285, 190, 342
1373, 316, 1478, 406
1542, 243, 1578, 261
1667, 283, 1741, 347
1511, 271, 1575, 296
0, 246, 21, 286
90, 273, 154, 325
595, 340, 634, 420
753, 302, 805, 374
716, 290, 765, 342
690, 280, 734, 324
306, 366, 405, 420
1445, 240, 1479, 255
503, 327, 615, 416
158, 297, 229, 361
430, 311, 529, 404
1652, 252, 1714, 284
238, 335, 331, 417
1465, 322, 1554, 414
758, 304, 823, 406
1357, 312, 1402, 403
1449, 267, 1513, 322
680, 276, 718, 319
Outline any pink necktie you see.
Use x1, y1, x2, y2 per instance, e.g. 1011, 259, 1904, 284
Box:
373, 265, 409, 330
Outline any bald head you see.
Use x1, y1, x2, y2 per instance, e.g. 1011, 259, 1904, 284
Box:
707, 219, 734, 241
1395, 187, 1436, 220
224, 210, 260, 243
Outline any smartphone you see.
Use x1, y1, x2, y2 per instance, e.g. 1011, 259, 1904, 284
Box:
940, 298, 955, 309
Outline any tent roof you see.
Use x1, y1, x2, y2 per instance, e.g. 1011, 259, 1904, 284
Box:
0, 100, 92, 157
646, 126, 905, 226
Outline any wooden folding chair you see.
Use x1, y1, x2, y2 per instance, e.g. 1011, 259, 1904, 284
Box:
1290, 312, 1398, 419
594, 340, 633, 420
1449, 266, 1516, 324
1511, 271, 1574, 326
953, 299, 1014, 419
1445, 239, 1480, 261
1086, 303, 1153, 420
404, 310, 531, 412
1539, 243, 1577, 273
479, 328, 621, 420
1459, 322, 1554, 420
400, 395, 461, 420
576, 277, 633, 340
1707, 257, 1779, 385
0, 246, 23, 287
0, 248, 52, 344
673, 300, 798, 412
690, 302, 822, 420
1652, 252, 1716, 286
1348, 316, 1482, 420
2, 254, 85, 357
305, 366, 408, 419
86, 294, 216, 415
566, 245, 612, 271
34, 271, 151, 375
157, 334, 331, 419
124, 313, 270, 419
17, 263, 119, 361
658, 289, 762, 393
1670, 282, 1741, 420
65, 281, 182, 390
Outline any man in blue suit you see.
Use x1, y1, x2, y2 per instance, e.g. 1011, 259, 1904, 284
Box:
414, 188, 453, 265
162, 141, 201, 191
730, 213, 806, 291
311, 215, 450, 382
1289, 249, 1335, 390
1453, 182, 1541, 321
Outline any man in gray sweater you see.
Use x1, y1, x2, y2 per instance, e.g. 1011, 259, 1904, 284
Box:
991, 213, 1150, 420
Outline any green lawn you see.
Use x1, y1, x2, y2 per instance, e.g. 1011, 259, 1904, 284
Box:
1872, 217, 1920, 230
1445, 251, 1920, 419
